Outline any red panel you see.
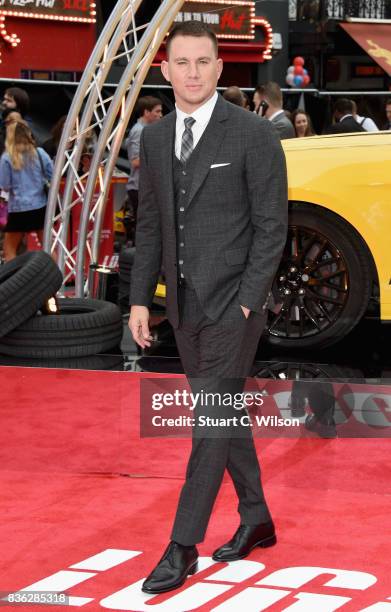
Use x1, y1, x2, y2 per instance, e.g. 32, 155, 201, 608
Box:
340, 22, 391, 77
0, 17, 96, 78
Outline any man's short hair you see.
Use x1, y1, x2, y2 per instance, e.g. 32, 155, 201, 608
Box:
385, 98, 391, 107
136, 96, 162, 117
334, 98, 354, 115
166, 20, 218, 57
5, 87, 30, 116
223, 86, 245, 108
255, 82, 282, 108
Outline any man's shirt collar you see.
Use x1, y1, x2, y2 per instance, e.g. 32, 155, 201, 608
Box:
176, 91, 218, 126
339, 114, 353, 122
268, 109, 285, 122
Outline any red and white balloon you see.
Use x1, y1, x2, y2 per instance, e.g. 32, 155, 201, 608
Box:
286, 56, 310, 88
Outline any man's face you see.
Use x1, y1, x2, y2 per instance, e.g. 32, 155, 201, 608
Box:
161, 35, 223, 113
386, 104, 391, 123
144, 105, 163, 124
3, 93, 17, 110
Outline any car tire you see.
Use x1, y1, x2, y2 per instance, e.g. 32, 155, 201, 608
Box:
0, 251, 63, 338
0, 298, 123, 358
266, 204, 372, 350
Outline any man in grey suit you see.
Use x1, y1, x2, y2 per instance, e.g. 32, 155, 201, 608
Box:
253, 82, 295, 140
129, 21, 288, 594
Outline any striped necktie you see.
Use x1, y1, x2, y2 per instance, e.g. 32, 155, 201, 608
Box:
180, 117, 196, 164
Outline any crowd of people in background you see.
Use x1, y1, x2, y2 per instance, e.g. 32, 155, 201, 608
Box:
0, 87, 52, 262
125, 96, 163, 244
122, 83, 391, 156
219, 81, 390, 139
1, 82, 391, 257
119, 84, 390, 243
0, 86, 99, 262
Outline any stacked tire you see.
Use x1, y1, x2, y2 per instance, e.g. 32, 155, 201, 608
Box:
0, 251, 123, 360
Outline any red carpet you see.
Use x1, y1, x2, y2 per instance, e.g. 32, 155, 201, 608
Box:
1, 366, 391, 611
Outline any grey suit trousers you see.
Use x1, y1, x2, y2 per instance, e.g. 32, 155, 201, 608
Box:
171, 285, 272, 545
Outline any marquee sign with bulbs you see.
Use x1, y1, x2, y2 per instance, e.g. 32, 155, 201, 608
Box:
174, 0, 273, 60
175, 0, 255, 39
0, 0, 96, 65
0, 0, 96, 22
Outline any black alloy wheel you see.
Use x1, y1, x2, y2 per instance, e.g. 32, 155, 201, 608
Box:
266, 205, 372, 350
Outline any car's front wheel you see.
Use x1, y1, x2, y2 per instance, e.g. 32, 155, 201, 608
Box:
266, 204, 373, 350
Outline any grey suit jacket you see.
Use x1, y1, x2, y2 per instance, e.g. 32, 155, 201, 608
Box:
271, 112, 295, 140
130, 95, 288, 329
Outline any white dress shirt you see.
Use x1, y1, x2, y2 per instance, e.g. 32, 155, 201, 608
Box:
268, 109, 285, 122
355, 114, 379, 132
175, 91, 218, 159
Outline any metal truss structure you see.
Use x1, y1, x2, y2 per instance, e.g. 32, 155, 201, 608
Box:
43, 0, 184, 296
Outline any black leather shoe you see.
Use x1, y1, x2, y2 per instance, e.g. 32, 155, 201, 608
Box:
212, 521, 276, 562
305, 414, 337, 438
142, 541, 198, 594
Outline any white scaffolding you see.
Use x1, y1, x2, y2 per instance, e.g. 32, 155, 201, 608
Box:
43, 0, 184, 296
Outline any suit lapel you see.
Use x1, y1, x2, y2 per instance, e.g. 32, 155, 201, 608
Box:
159, 111, 176, 223
186, 95, 228, 209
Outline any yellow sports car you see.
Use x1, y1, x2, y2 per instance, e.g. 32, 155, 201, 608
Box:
155, 131, 391, 350
276, 130, 390, 349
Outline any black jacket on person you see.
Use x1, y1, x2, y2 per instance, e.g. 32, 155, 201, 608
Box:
323, 115, 366, 135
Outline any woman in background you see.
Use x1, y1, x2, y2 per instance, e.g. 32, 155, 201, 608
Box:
0, 109, 24, 156
43, 114, 96, 173
0, 121, 53, 261
42, 115, 67, 159
291, 109, 316, 137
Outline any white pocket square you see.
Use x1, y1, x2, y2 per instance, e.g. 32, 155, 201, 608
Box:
210, 163, 231, 169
